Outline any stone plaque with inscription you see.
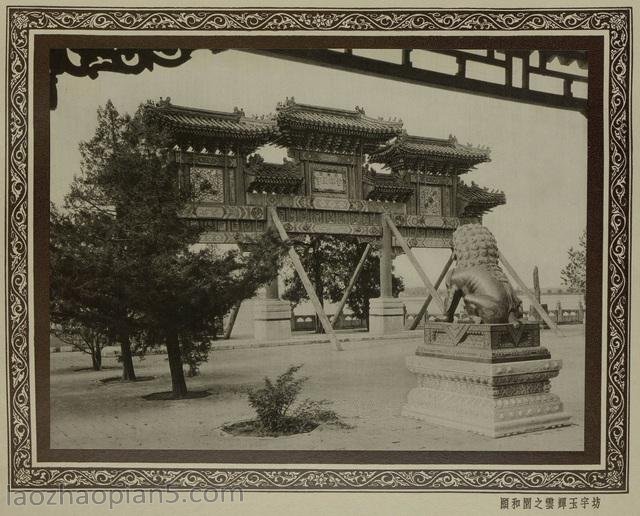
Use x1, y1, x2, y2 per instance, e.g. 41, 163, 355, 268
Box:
311, 164, 347, 194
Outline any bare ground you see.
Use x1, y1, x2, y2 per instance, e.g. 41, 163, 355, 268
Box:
50, 326, 585, 451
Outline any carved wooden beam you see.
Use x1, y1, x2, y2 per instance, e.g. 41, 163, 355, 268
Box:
248, 49, 588, 114
50, 48, 194, 109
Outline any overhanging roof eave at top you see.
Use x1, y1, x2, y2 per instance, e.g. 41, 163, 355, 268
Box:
276, 98, 404, 140
373, 158, 490, 176
149, 102, 279, 145
281, 123, 401, 139
370, 131, 491, 169
371, 147, 490, 164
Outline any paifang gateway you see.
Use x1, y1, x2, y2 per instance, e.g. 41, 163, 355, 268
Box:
149, 97, 506, 248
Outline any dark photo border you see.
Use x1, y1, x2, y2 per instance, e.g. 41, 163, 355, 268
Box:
5, 8, 631, 491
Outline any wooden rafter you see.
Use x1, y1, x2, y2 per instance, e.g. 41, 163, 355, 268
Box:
248, 49, 587, 114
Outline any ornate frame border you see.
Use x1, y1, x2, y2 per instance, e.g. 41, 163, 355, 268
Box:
5, 7, 631, 491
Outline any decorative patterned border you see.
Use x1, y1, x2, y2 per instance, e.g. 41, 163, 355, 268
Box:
5, 8, 631, 491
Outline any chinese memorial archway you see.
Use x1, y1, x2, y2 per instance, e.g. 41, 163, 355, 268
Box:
150, 97, 508, 347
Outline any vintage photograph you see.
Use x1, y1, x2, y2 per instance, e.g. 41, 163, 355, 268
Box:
2, 6, 632, 499
49, 47, 587, 453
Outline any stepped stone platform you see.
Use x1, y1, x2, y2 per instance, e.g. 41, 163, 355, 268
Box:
402, 321, 571, 438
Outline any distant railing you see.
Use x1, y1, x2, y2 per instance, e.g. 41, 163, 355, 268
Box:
291, 313, 367, 332
540, 301, 585, 326
405, 301, 585, 328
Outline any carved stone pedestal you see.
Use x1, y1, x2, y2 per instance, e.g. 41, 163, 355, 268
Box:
253, 299, 292, 342
402, 321, 571, 438
369, 298, 405, 335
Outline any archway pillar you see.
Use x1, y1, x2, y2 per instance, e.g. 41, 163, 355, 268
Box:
253, 213, 292, 341
369, 216, 404, 335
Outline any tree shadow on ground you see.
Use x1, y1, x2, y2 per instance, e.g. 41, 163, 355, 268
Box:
142, 390, 211, 401
139, 381, 259, 402
200, 382, 258, 396
99, 375, 156, 384
73, 365, 120, 372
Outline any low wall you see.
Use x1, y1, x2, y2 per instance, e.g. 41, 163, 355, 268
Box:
291, 313, 367, 332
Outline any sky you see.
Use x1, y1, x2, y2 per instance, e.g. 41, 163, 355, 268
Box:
51, 49, 587, 289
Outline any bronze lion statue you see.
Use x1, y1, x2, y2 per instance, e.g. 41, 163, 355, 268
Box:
439, 224, 523, 324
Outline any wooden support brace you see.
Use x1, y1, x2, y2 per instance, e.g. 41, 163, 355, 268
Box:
498, 251, 564, 337
407, 252, 454, 330
383, 214, 446, 313
223, 301, 241, 340
332, 243, 372, 329
268, 208, 343, 351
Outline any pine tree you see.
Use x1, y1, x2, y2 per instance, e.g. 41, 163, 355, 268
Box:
50, 204, 119, 371
560, 229, 587, 304
61, 99, 149, 380
52, 100, 286, 396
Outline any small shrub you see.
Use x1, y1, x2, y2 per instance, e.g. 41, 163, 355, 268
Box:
293, 398, 340, 423
247, 364, 306, 432
243, 365, 348, 435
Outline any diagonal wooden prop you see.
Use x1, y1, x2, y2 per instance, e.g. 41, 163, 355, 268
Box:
498, 251, 564, 337
407, 252, 454, 330
383, 214, 446, 313
223, 301, 241, 339
331, 243, 372, 329
268, 207, 343, 351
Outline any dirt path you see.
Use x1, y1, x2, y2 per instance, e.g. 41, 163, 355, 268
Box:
50, 327, 585, 451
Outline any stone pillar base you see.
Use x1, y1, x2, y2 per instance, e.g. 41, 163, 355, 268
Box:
369, 298, 405, 335
253, 299, 292, 342
402, 322, 571, 438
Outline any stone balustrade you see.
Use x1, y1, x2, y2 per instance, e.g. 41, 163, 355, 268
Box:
291, 313, 367, 332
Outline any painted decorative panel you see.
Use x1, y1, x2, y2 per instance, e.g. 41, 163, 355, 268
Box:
176, 150, 236, 167
419, 185, 442, 216
441, 186, 451, 216
227, 167, 236, 204
190, 166, 224, 203
410, 173, 453, 185
297, 150, 356, 164
311, 163, 347, 194
246, 193, 405, 213
279, 208, 380, 226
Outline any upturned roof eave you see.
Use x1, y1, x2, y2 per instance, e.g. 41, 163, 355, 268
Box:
150, 104, 278, 141
165, 123, 279, 144
278, 120, 402, 138
370, 146, 490, 165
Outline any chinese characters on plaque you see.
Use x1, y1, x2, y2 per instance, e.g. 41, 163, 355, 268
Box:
312, 164, 347, 194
